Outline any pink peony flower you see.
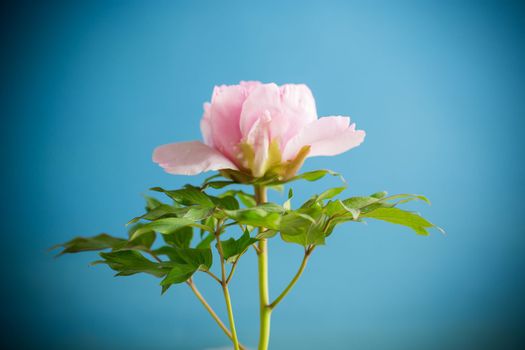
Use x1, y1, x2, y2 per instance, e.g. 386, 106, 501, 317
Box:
153, 81, 365, 179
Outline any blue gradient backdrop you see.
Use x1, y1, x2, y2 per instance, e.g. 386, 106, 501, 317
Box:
2, 1, 524, 349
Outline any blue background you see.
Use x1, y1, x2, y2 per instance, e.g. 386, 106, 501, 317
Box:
2, 1, 524, 349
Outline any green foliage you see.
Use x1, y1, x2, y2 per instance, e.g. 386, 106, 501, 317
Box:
160, 247, 213, 293
51, 233, 126, 256
93, 250, 169, 278
362, 207, 435, 235
163, 226, 193, 248
219, 230, 258, 263
53, 169, 441, 295
224, 205, 283, 230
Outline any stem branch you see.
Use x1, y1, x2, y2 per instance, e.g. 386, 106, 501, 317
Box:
186, 280, 246, 350
204, 270, 222, 284
215, 222, 241, 350
269, 246, 314, 309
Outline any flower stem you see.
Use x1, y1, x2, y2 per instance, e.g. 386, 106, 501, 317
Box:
215, 222, 241, 350
186, 280, 246, 350
255, 185, 271, 350
269, 246, 314, 309
222, 284, 240, 350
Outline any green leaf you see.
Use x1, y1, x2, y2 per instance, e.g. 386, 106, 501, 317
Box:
218, 230, 257, 262
127, 225, 156, 249
196, 232, 215, 249
342, 196, 380, 209
151, 186, 215, 208
255, 229, 279, 239
160, 247, 213, 292
370, 191, 388, 199
224, 206, 282, 230
143, 195, 163, 211
283, 188, 293, 210
288, 169, 345, 184
382, 193, 431, 205
202, 180, 236, 189
279, 208, 326, 246
127, 204, 186, 225
160, 264, 197, 292
212, 195, 240, 210
236, 191, 257, 208
182, 206, 213, 221
163, 226, 193, 248
131, 218, 210, 240
219, 190, 257, 208
95, 250, 168, 277
362, 207, 436, 235
173, 247, 213, 270
152, 246, 182, 262
317, 186, 346, 201
51, 234, 126, 256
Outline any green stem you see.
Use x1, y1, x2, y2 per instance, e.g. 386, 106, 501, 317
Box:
186, 280, 246, 350
269, 246, 314, 309
215, 223, 241, 350
222, 285, 239, 350
255, 185, 271, 350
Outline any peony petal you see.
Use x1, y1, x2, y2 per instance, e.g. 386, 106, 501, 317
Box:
279, 84, 317, 124
208, 82, 262, 161
282, 116, 366, 160
240, 83, 318, 148
239, 83, 281, 137
245, 114, 271, 177
153, 141, 238, 176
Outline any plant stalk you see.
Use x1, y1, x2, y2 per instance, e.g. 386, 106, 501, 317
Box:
255, 185, 271, 350
269, 246, 314, 309
215, 223, 241, 350
186, 280, 246, 350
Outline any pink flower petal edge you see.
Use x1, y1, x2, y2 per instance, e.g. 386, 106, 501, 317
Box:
282, 116, 366, 160
153, 141, 238, 176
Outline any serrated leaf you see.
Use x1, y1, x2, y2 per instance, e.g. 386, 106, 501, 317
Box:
127, 204, 188, 225
144, 195, 163, 211
160, 264, 196, 292
196, 232, 215, 249
219, 190, 256, 208
212, 195, 239, 210
236, 191, 257, 208
287, 169, 345, 184
224, 206, 282, 230
202, 180, 236, 189
317, 186, 346, 201
255, 229, 279, 239
218, 230, 257, 262
96, 250, 168, 277
362, 207, 435, 235
382, 193, 431, 205
152, 246, 184, 262
159, 247, 213, 291
131, 218, 210, 240
342, 196, 380, 209
182, 206, 213, 221
283, 188, 293, 210
163, 226, 193, 248
151, 186, 215, 207
127, 225, 156, 249
370, 191, 388, 199
51, 234, 126, 256
279, 208, 326, 246
174, 247, 213, 270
